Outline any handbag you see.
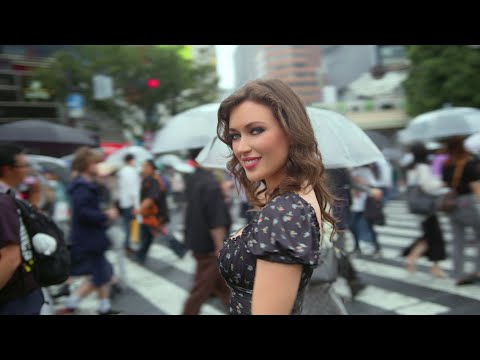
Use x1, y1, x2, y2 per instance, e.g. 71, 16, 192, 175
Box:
129, 218, 140, 244
310, 246, 339, 285
364, 196, 385, 225
406, 186, 437, 215
141, 202, 166, 230
437, 159, 467, 212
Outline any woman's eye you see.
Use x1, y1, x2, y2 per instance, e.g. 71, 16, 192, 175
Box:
251, 127, 264, 135
229, 133, 240, 141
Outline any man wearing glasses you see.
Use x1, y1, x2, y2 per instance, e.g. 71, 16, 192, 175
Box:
0, 144, 45, 315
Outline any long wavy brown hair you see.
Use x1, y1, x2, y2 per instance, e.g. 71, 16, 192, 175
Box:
217, 79, 336, 235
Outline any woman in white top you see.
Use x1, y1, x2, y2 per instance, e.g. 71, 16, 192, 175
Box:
404, 143, 448, 277
350, 164, 382, 255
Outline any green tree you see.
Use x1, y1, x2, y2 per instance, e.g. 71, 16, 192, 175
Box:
34, 45, 219, 134
403, 45, 480, 116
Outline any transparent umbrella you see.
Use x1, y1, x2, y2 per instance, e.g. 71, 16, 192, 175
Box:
399, 107, 480, 145
151, 103, 221, 154
196, 107, 384, 169
464, 132, 480, 154
156, 154, 194, 174
105, 146, 153, 169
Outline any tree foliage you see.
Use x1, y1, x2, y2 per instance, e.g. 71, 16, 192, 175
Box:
403, 45, 480, 116
34, 45, 219, 133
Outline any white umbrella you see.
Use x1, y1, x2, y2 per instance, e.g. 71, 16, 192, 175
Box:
105, 146, 153, 169
399, 107, 480, 145
196, 107, 384, 169
464, 132, 480, 154
151, 103, 221, 154
156, 154, 194, 174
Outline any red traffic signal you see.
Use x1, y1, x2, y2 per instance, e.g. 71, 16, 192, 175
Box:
147, 78, 159, 88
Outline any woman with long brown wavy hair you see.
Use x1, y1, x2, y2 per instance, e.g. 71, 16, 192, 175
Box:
216, 79, 340, 315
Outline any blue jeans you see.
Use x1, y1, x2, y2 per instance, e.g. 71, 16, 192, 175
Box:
349, 211, 380, 251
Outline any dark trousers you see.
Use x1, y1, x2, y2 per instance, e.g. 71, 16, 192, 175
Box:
0, 288, 44, 315
183, 253, 230, 315
119, 207, 134, 250
137, 224, 154, 263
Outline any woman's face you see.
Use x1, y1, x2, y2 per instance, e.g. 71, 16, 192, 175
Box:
86, 160, 98, 177
229, 100, 290, 190
142, 162, 154, 177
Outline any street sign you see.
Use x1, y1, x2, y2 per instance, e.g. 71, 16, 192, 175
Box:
93, 75, 114, 100
66, 93, 85, 118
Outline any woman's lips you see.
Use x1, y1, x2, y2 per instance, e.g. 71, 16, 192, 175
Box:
242, 157, 261, 170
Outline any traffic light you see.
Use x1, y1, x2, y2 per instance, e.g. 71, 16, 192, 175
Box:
147, 78, 159, 88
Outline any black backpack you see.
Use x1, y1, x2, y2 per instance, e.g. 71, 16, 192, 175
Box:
7, 190, 71, 287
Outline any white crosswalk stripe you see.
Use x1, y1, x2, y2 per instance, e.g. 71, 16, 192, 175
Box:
52, 198, 480, 315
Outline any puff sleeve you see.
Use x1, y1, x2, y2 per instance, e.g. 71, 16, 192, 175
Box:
246, 194, 321, 266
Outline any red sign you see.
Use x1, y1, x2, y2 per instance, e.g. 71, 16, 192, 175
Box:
100, 142, 129, 157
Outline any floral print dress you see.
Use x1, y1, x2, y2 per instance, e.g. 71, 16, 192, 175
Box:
218, 192, 321, 315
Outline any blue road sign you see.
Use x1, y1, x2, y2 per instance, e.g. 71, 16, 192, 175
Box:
66, 93, 85, 110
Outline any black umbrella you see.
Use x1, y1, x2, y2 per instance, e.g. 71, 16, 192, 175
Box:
0, 120, 98, 157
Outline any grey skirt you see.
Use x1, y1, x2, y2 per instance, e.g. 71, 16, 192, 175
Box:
302, 283, 348, 315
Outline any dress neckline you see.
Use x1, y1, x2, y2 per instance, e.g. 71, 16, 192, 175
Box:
228, 191, 321, 243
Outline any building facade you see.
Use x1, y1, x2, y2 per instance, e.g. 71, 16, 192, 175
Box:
233, 45, 259, 89
0, 45, 71, 124
255, 45, 323, 105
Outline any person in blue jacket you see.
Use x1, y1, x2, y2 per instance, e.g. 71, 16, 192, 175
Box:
57, 147, 120, 315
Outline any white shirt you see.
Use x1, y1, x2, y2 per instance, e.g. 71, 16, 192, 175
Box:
116, 165, 140, 209
170, 172, 185, 193
375, 158, 393, 188
351, 166, 377, 212
406, 163, 447, 196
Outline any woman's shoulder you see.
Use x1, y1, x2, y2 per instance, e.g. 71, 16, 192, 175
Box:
256, 191, 319, 230
248, 191, 321, 266
260, 192, 310, 216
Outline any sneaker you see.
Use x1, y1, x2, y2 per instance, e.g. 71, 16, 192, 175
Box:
348, 279, 366, 300
51, 284, 71, 299
109, 283, 124, 300
371, 249, 382, 259
456, 274, 480, 286
57, 307, 76, 315
125, 247, 136, 258
97, 308, 122, 315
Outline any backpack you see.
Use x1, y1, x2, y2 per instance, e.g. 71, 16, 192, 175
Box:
140, 175, 170, 230
7, 189, 71, 287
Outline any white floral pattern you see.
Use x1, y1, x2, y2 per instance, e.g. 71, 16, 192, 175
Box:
218, 192, 322, 315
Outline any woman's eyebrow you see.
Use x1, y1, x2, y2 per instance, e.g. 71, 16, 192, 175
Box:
229, 121, 266, 132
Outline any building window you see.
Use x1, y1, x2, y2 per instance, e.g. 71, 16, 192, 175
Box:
2, 45, 28, 56
288, 81, 318, 87
378, 45, 407, 67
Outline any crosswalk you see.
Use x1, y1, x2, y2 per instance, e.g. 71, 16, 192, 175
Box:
49, 199, 480, 315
